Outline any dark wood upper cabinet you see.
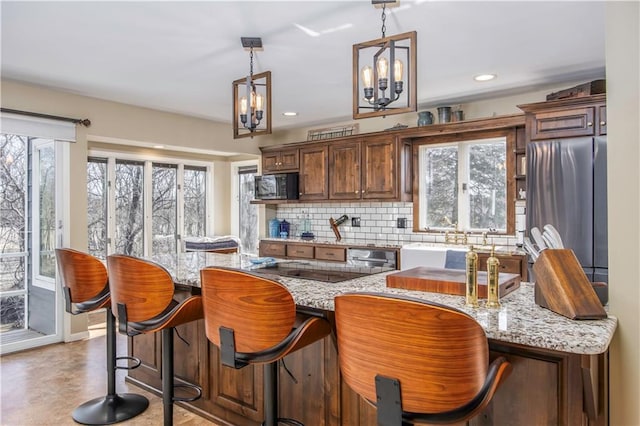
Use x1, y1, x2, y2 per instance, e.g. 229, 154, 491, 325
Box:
262, 148, 299, 173
362, 136, 397, 199
299, 144, 328, 200
521, 94, 607, 141
329, 140, 361, 200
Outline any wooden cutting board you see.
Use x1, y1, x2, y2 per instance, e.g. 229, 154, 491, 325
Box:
386, 267, 520, 298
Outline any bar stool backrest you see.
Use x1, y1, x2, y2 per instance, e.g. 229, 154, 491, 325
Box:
335, 293, 489, 414
200, 267, 296, 353
56, 248, 108, 305
107, 254, 175, 322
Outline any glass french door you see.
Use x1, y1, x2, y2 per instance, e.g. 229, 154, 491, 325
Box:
0, 135, 65, 354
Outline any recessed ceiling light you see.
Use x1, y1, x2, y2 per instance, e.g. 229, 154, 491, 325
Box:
474, 74, 497, 82
282, 112, 298, 117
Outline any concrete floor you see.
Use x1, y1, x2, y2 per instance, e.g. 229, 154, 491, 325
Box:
0, 317, 218, 426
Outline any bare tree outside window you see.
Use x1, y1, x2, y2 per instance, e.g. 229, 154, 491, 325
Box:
88, 157, 208, 258
115, 160, 144, 256
36, 143, 56, 278
423, 146, 458, 228
420, 139, 506, 232
183, 166, 206, 238
87, 158, 107, 259
238, 167, 258, 254
0, 134, 27, 330
469, 143, 506, 230
152, 163, 177, 255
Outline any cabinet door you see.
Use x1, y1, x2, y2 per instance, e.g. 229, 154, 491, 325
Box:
261, 152, 281, 173
362, 136, 397, 199
529, 107, 596, 140
598, 105, 607, 135
299, 145, 329, 200
279, 148, 300, 170
329, 141, 361, 200
261, 148, 299, 173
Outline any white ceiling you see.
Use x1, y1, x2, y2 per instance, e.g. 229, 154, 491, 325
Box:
1, 1, 606, 131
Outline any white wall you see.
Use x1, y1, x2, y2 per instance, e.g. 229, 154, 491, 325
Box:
606, 2, 640, 425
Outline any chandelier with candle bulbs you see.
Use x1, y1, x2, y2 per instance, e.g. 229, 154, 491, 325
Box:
353, 0, 416, 119
232, 37, 271, 139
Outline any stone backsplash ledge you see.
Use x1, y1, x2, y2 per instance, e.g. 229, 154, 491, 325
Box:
273, 202, 525, 248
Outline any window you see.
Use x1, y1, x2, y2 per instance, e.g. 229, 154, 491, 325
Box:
152, 163, 177, 255
418, 136, 507, 232
183, 166, 207, 239
87, 157, 107, 259
115, 160, 145, 257
87, 155, 210, 258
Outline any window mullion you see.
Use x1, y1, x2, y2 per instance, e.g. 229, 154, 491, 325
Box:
143, 161, 152, 256
177, 164, 185, 253
458, 143, 470, 231
106, 158, 116, 256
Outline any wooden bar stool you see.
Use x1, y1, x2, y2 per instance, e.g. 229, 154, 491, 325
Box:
199, 267, 332, 426
106, 254, 203, 426
334, 292, 512, 426
55, 248, 149, 425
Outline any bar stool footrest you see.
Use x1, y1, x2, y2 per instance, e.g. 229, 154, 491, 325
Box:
115, 355, 142, 370
276, 418, 305, 426
172, 383, 202, 403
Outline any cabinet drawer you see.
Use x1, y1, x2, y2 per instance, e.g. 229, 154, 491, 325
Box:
259, 242, 286, 257
286, 244, 314, 259
315, 247, 346, 262
478, 256, 522, 275
530, 107, 595, 140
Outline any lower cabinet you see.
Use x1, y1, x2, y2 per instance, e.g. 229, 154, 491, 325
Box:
126, 319, 264, 425
127, 315, 608, 426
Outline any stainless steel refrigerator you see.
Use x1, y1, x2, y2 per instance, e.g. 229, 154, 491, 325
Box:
526, 136, 608, 282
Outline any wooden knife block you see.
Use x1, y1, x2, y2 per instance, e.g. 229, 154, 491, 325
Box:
533, 249, 607, 320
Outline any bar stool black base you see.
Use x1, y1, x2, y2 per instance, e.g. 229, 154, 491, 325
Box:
72, 393, 149, 425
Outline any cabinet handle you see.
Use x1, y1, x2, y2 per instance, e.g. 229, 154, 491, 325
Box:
587, 122, 593, 127
600, 121, 606, 126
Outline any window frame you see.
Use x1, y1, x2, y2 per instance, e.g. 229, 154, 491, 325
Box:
412, 128, 516, 235
87, 149, 213, 257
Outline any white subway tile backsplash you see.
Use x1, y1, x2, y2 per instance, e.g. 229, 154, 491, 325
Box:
272, 202, 519, 247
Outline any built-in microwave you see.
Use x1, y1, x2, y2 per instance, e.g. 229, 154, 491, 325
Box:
254, 173, 299, 200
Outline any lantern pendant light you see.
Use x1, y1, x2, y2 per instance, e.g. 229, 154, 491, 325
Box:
232, 37, 272, 139
353, 0, 417, 119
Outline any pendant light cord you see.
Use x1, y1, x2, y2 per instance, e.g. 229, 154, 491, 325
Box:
381, 3, 387, 38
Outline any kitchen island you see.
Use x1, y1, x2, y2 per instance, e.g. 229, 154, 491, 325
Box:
126, 252, 617, 426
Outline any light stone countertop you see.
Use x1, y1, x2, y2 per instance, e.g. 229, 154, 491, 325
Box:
154, 252, 617, 356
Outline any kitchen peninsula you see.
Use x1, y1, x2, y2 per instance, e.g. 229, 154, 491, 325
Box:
126, 252, 616, 426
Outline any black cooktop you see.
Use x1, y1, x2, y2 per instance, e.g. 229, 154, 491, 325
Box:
254, 263, 370, 283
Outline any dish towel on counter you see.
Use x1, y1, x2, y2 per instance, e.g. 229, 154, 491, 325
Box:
444, 250, 468, 270
184, 235, 240, 252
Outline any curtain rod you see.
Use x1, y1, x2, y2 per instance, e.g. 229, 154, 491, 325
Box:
1, 108, 91, 127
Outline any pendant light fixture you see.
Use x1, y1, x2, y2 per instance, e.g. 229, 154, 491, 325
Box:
232, 37, 272, 139
353, 0, 417, 119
